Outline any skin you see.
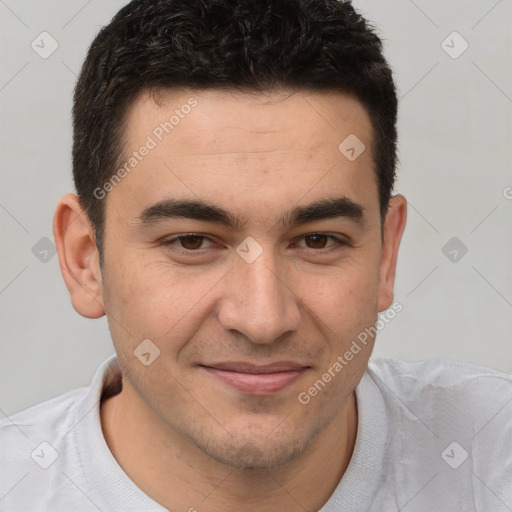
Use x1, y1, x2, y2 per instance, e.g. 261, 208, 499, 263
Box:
53, 88, 407, 511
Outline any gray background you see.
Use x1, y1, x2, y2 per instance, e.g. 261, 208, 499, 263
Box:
1, 0, 511, 417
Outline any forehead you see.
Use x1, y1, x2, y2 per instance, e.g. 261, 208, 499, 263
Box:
123, 88, 373, 155
107, 88, 378, 227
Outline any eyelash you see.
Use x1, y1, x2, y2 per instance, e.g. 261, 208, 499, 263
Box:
160, 233, 349, 257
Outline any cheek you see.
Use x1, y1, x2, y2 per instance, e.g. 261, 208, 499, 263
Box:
103, 257, 224, 342
295, 255, 380, 324
294, 257, 381, 372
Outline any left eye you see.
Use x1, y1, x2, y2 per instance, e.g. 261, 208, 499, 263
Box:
295, 234, 344, 250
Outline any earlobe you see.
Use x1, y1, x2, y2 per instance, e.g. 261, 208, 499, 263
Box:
53, 193, 105, 319
377, 194, 407, 312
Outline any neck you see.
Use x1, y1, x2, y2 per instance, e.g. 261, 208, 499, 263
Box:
100, 384, 358, 511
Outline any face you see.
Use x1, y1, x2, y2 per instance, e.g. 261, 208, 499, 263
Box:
94, 88, 399, 468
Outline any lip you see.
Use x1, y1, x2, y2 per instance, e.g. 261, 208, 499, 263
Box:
200, 362, 309, 395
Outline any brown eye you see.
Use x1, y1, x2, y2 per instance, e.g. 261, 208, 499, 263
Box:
304, 234, 330, 249
294, 233, 347, 253
178, 235, 205, 250
160, 233, 217, 256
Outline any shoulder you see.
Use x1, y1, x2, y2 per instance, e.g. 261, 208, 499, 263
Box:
0, 386, 88, 459
0, 386, 90, 507
0, 354, 119, 452
366, 357, 512, 423
0, 385, 87, 431
367, 357, 512, 390
364, 357, 512, 447
359, 359, 512, 508
0, 356, 120, 509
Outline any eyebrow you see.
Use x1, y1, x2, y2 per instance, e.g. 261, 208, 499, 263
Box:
134, 196, 365, 230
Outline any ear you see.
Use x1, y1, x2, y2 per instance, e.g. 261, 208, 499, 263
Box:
376, 194, 407, 312
53, 193, 105, 318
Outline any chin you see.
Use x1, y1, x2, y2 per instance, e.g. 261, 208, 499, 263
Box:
191, 421, 322, 469
205, 439, 302, 469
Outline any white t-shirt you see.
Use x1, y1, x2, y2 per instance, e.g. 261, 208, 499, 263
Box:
1, 355, 511, 511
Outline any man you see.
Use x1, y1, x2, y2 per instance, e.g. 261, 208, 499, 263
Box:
1, 0, 511, 510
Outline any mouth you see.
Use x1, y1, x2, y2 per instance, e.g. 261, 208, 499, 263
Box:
199, 362, 310, 395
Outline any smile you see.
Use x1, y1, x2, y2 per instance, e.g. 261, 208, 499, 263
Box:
199, 362, 310, 395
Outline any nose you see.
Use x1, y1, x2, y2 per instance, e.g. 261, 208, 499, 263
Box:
217, 251, 302, 345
